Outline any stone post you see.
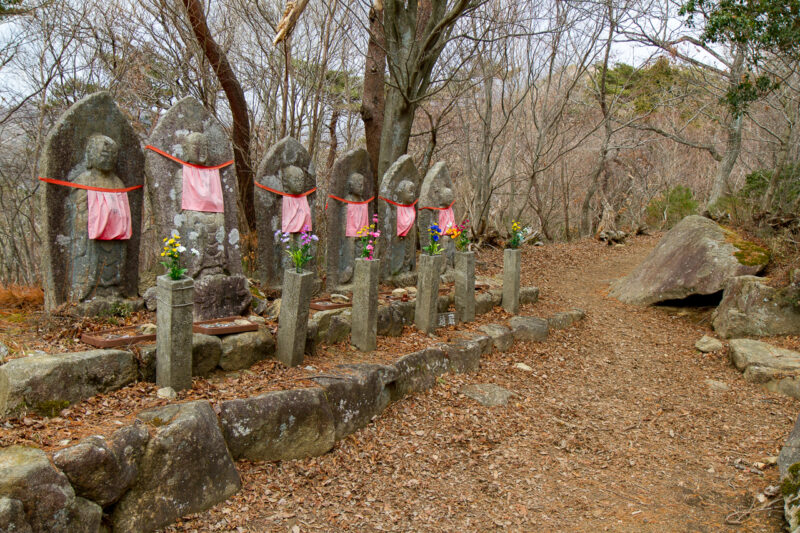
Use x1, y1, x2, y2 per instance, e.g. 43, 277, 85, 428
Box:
415, 254, 446, 334
352, 258, 380, 351
156, 275, 194, 391
502, 248, 521, 314
455, 251, 476, 322
276, 269, 314, 366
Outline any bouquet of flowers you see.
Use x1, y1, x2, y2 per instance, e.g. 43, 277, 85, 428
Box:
507, 220, 527, 249
275, 225, 318, 273
446, 219, 471, 252
356, 214, 381, 260
160, 233, 197, 280
423, 224, 443, 255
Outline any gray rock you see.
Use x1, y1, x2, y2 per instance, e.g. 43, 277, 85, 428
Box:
0, 445, 101, 532
779, 413, 800, 479
0, 342, 9, 362
478, 324, 514, 352
53, 423, 149, 507
377, 155, 421, 281
509, 316, 549, 342
143, 286, 158, 311
218, 388, 335, 461
0, 349, 136, 417
156, 387, 176, 400
142, 97, 248, 320
113, 401, 241, 532
0, 496, 31, 533
254, 137, 317, 289
137, 344, 157, 382
548, 309, 585, 330
609, 215, 767, 305
475, 291, 495, 315
192, 333, 222, 377
729, 339, 800, 399
440, 340, 482, 373
514, 362, 533, 372
377, 305, 404, 337
391, 347, 448, 400
40, 91, 143, 312
219, 328, 275, 371
704, 379, 730, 391
780, 416, 800, 533
696, 335, 724, 353
326, 149, 375, 289
520, 286, 540, 305
461, 384, 514, 407
455, 333, 492, 355
713, 276, 800, 338
312, 365, 385, 440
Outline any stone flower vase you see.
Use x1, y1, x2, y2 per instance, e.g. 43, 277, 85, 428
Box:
276, 268, 314, 367
352, 258, 380, 352
156, 275, 194, 391
455, 251, 476, 322
415, 253, 446, 334
502, 248, 521, 314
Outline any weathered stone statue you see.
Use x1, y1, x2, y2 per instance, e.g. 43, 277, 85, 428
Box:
377, 155, 421, 284
41, 91, 144, 313
143, 97, 250, 320
326, 148, 374, 289
254, 137, 317, 289
419, 162, 457, 271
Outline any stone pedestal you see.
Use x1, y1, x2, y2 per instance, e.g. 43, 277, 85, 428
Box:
156, 275, 194, 391
502, 248, 521, 314
415, 254, 446, 334
351, 259, 380, 351
454, 251, 475, 323
276, 269, 314, 366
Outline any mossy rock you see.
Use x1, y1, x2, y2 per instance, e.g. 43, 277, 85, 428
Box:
723, 228, 771, 267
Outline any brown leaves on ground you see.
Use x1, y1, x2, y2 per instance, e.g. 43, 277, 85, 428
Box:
3, 236, 797, 532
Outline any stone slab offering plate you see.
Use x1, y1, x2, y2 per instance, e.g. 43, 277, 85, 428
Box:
81, 326, 156, 348
193, 317, 258, 335
309, 299, 351, 311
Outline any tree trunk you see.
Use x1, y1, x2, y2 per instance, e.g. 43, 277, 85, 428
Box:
181, 0, 254, 231
377, 87, 415, 179
708, 49, 746, 208
326, 108, 340, 171
360, 4, 386, 189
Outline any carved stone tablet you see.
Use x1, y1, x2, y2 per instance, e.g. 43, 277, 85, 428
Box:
377, 155, 421, 282
254, 137, 317, 289
40, 91, 144, 313
326, 148, 374, 290
143, 97, 249, 320
418, 162, 456, 271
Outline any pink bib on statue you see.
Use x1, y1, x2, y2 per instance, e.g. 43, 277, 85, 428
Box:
87, 190, 132, 240
181, 166, 224, 213
345, 203, 369, 237
397, 205, 416, 237
282, 195, 312, 233
438, 207, 455, 231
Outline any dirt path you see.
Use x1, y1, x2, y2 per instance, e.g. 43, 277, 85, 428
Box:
169, 236, 796, 532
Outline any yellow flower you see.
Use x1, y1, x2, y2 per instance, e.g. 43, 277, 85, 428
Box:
168, 238, 175, 245
160, 252, 165, 256
163, 237, 168, 242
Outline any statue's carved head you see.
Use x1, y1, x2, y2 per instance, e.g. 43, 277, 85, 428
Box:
439, 186, 454, 207
282, 165, 306, 195
184, 131, 209, 165
86, 134, 118, 172
396, 179, 416, 204
347, 172, 365, 197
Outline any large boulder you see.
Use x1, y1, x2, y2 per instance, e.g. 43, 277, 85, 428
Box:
0, 496, 31, 533
112, 401, 241, 533
53, 423, 149, 507
729, 339, 800, 399
0, 349, 137, 417
311, 365, 388, 440
218, 388, 336, 461
0, 445, 102, 532
609, 215, 768, 305
780, 415, 800, 533
510, 316, 549, 342
713, 276, 800, 338
390, 348, 449, 401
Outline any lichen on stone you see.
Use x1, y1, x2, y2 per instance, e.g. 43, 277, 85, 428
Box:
723, 228, 771, 266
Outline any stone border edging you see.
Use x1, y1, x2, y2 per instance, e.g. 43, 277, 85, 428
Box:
0, 307, 585, 533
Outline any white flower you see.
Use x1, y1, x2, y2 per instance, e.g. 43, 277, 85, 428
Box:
176, 245, 186, 253
191, 248, 200, 256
